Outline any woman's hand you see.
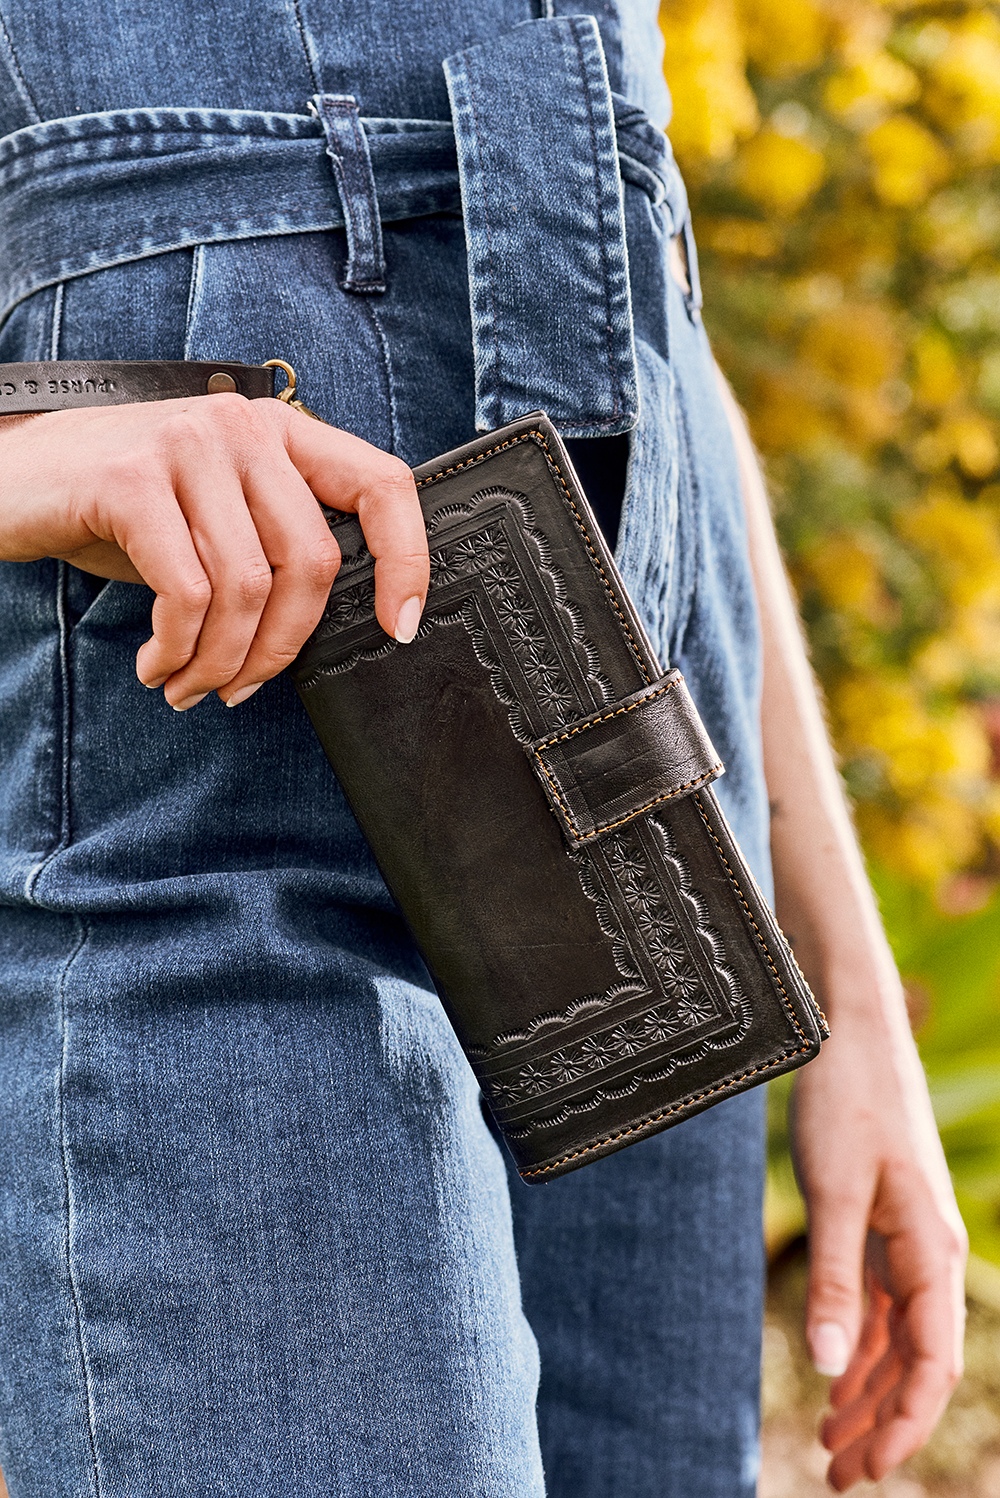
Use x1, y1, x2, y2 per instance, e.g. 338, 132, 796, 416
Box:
791, 1000, 967, 1491
0, 396, 429, 709
716, 364, 967, 1490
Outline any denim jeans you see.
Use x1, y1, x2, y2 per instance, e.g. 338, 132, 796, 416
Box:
0, 3, 767, 1493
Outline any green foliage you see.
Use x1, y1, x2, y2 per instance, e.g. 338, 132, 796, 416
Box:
659, 0, 1000, 1270
876, 865, 1000, 1264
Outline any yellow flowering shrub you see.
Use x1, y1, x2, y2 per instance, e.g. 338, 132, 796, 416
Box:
736, 129, 826, 214
660, 0, 1000, 892
864, 114, 950, 205
658, 0, 758, 161
738, 0, 829, 79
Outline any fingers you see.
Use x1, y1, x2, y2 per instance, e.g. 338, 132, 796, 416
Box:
820, 1221, 966, 1492
0, 394, 427, 708
210, 445, 342, 702
804, 1183, 873, 1380
827, 1266, 892, 1409
281, 411, 429, 643
824, 1345, 957, 1490
131, 462, 267, 703
151, 402, 428, 707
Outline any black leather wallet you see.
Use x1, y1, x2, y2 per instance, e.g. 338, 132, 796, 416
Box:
1, 357, 825, 1180
293, 412, 828, 1181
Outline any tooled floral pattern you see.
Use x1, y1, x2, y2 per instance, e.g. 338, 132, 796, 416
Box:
319, 581, 377, 631
308, 490, 610, 727
487, 999, 689, 1108
308, 490, 740, 1128
482, 822, 743, 1117
603, 829, 712, 1002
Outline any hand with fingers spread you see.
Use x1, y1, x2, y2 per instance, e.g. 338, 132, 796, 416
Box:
0, 394, 429, 708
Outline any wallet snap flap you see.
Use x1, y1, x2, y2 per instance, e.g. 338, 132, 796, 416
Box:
526, 670, 723, 847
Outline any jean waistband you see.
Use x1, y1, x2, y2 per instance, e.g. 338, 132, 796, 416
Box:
0, 104, 685, 309
0, 17, 694, 436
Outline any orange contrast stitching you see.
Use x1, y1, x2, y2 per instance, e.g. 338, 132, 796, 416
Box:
692, 791, 809, 1045
533, 676, 678, 750
415, 428, 653, 683
519, 793, 818, 1179
531, 755, 723, 841
519, 1045, 810, 1178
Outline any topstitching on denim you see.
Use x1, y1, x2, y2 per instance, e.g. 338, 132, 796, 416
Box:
22, 559, 72, 904
363, 297, 401, 455
569, 16, 619, 418
312, 94, 388, 293
47, 278, 62, 359
182, 243, 205, 359
0, 6, 39, 124
290, 0, 322, 95
442, 17, 638, 433
56, 917, 102, 1498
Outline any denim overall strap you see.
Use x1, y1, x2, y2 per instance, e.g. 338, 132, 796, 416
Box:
444, 17, 638, 437
311, 94, 387, 294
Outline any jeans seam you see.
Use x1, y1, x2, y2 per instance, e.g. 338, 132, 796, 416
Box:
673, 397, 701, 664
57, 918, 103, 1496
23, 559, 72, 902
290, 0, 321, 95
49, 281, 63, 359
463, 70, 502, 421
362, 297, 400, 455
0, 6, 40, 123
182, 243, 204, 359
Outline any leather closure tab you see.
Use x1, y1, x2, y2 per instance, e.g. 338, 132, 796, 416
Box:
526, 671, 724, 848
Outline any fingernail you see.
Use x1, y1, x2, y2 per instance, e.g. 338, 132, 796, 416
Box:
141, 676, 168, 689
171, 692, 208, 713
394, 595, 423, 644
226, 682, 264, 708
811, 1322, 850, 1377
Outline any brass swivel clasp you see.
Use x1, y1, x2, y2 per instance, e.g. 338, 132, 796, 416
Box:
262, 358, 325, 421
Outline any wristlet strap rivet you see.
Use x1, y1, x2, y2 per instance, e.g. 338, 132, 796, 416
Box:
206, 371, 238, 394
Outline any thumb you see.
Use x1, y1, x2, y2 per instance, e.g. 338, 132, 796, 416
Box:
805, 1188, 871, 1377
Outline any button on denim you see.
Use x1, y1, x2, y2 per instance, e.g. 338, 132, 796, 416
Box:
0, 2, 767, 1494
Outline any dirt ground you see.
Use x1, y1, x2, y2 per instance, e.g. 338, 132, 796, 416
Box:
762, 1244, 1000, 1497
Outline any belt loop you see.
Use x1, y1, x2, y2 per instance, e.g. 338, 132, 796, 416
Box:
311, 94, 387, 294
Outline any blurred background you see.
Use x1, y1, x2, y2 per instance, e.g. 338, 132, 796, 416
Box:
657, 0, 1000, 1487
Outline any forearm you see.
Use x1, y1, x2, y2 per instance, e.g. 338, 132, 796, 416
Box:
715, 371, 901, 1017
714, 369, 961, 1200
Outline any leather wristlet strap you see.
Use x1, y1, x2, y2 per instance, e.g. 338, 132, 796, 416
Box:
0, 359, 277, 414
